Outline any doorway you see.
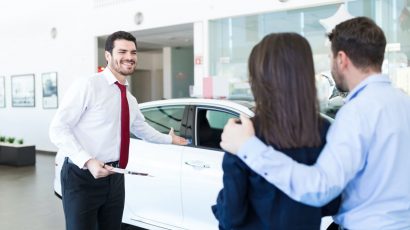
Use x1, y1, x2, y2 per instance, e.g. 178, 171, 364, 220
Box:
97, 23, 194, 103
129, 69, 164, 103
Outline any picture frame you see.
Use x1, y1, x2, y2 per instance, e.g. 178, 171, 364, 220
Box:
11, 74, 35, 107
41, 72, 58, 109
0, 76, 5, 108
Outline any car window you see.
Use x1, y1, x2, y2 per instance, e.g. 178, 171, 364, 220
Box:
207, 111, 234, 129
141, 105, 185, 136
196, 108, 237, 150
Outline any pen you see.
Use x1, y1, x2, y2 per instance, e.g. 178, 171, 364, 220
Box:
110, 167, 153, 176
127, 171, 149, 176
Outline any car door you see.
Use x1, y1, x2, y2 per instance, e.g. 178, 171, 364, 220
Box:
181, 105, 238, 230
123, 104, 187, 229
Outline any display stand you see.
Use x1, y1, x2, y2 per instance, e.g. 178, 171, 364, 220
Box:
0, 143, 36, 166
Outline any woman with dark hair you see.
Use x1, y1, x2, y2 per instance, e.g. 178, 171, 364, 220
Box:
212, 33, 340, 230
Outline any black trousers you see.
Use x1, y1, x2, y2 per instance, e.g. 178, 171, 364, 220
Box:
61, 158, 125, 230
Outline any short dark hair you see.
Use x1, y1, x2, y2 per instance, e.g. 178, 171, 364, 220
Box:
328, 17, 386, 71
105, 31, 137, 54
249, 33, 322, 149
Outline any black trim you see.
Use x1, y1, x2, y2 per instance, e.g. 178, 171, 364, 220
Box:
182, 105, 195, 146
192, 105, 239, 150
54, 191, 62, 199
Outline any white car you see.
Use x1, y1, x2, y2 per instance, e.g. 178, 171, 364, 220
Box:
54, 98, 333, 230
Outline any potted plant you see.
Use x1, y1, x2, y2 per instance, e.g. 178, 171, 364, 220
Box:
7, 137, 15, 144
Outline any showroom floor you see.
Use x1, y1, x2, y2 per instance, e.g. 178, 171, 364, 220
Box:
0, 153, 65, 230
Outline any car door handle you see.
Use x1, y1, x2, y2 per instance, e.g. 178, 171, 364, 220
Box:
185, 161, 210, 169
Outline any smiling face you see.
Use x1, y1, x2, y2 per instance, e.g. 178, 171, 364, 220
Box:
105, 39, 137, 79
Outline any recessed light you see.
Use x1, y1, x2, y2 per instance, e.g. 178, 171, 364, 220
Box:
50, 27, 57, 39
134, 12, 144, 25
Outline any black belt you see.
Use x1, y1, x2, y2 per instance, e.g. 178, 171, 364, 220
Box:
67, 158, 119, 168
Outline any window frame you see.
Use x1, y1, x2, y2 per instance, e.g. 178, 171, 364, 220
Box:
193, 105, 239, 150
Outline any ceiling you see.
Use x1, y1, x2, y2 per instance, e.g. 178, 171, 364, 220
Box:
99, 23, 194, 52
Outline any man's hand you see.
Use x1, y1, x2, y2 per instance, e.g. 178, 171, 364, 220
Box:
85, 159, 115, 179
220, 114, 255, 154
169, 127, 189, 145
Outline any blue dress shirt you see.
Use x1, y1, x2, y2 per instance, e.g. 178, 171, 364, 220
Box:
238, 74, 410, 229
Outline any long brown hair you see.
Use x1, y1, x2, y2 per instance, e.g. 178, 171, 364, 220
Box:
248, 33, 321, 148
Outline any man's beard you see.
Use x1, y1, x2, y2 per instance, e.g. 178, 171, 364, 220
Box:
334, 79, 348, 93
332, 68, 348, 93
111, 60, 136, 76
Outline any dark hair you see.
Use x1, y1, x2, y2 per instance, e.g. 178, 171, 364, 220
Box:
105, 31, 137, 54
248, 33, 322, 149
327, 17, 386, 71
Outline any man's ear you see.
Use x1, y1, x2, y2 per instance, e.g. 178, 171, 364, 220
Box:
337, 51, 349, 69
105, 51, 111, 63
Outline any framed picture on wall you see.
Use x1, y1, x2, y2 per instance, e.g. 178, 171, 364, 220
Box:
41, 72, 58, 109
0, 76, 5, 108
11, 74, 35, 107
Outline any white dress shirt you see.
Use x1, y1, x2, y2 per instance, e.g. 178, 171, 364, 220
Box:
238, 74, 410, 229
49, 68, 172, 168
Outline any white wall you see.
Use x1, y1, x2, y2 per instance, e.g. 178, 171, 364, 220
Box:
0, 0, 342, 151
0, 0, 95, 151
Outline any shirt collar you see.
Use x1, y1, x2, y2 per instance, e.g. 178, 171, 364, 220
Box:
344, 73, 390, 103
102, 67, 129, 86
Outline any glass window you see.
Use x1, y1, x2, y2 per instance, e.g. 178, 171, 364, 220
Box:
196, 108, 237, 149
141, 106, 185, 136
207, 110, 236, 129
209, 4, 339, 95
209, 0, 410, 118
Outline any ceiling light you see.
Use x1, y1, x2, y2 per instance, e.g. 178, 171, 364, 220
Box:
134, 12, 144, 25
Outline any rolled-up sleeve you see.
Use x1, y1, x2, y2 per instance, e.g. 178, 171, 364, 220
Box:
49, 79, 93, 168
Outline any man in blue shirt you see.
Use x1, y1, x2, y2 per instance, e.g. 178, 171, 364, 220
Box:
220, 17, 410, 229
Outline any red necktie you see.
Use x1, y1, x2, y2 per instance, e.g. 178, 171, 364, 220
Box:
115, 82, 130, 168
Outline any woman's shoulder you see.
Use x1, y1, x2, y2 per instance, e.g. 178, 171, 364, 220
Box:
319, 117, 331, 140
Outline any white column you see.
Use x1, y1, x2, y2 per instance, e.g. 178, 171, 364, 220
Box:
193, 20, 209, 97
163, 47, 172, 99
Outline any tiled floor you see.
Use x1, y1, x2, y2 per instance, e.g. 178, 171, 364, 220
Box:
0, 152, 332, 230
0, 153, 65, 230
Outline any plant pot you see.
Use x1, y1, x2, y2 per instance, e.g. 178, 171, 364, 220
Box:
0, 143, 36, 166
